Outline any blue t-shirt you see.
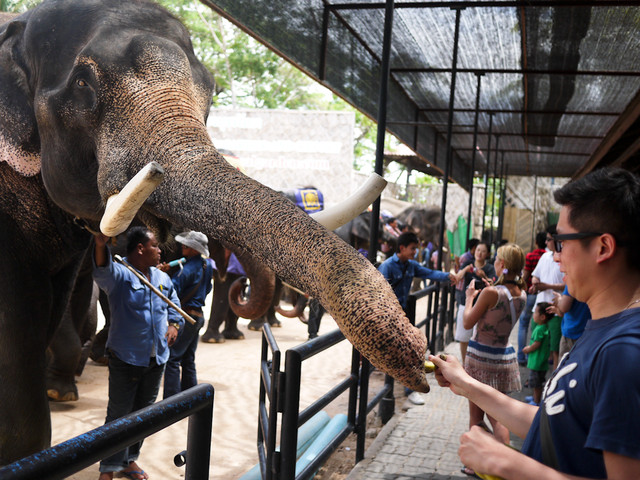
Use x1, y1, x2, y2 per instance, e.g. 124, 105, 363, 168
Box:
561, 286, 591, 339
521, 307, 640, 477
172, 255, 213, 309
378, 253, 450, 309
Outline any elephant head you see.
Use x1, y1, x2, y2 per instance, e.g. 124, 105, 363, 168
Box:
0, 0, 430, 461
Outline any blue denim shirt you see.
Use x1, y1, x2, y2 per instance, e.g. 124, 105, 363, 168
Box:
93, 250, 183, 367
378, 253, 450, 309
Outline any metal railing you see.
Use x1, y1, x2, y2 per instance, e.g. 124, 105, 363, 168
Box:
256, 324, 394, 480
0, 384, 214, 480
406, 281, 456, 354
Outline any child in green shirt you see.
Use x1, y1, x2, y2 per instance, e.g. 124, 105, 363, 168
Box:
522, 302, 553, 405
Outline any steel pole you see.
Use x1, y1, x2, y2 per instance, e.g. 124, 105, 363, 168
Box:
367, 0, 395, 263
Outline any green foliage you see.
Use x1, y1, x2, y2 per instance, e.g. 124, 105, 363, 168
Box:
1, 0, 39, 12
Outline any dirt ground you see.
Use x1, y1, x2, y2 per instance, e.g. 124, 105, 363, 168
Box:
49, 304, 411, 480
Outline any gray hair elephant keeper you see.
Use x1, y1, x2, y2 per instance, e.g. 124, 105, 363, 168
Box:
162, 231, 213, 399
93, 226, 183, 480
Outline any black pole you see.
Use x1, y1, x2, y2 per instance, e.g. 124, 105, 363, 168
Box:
368, 0, 395, 264
497, 162, 508, 242
489, 136, 500, 249
466, 72, 484, 245
531, 175, 539, 249
436, 6, 463, 271
481, 113, 493, 242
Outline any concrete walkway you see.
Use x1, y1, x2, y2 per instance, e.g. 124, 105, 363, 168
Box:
347, 328, 530, 480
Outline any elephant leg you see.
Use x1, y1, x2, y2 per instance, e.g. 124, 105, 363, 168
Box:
46, 308, 80, 402
0, 243, 84, 464
202, 273, 238, 343
266, 306, 282, 328
247, 315, 266, 331
90, 289, 110, 365
222, 306, 244, 340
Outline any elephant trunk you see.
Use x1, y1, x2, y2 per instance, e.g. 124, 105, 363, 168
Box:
146, 150, 430, 392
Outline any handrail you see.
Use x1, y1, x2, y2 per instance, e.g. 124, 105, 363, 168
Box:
256, 324, 392, 480
0, 384, 214, 480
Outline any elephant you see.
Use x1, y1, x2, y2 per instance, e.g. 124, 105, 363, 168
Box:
0, 0, 429, 465
395, 205, 442, 249
334, 210, 395, 259
46, 248, 99, 402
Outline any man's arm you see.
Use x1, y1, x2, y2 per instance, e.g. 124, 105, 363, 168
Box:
94, 233, 110, 267
459, 427, 640, 480
429, 354, 537, 438
414, 262, 457, 285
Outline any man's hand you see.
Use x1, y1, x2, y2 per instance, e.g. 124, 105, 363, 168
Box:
166, 324, 179, 346
157, 262, 170, 273
429, 353, 473, 397
459, 425, 510, 479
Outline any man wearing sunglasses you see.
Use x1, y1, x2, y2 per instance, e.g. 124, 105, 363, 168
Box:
430, 167, 640, 479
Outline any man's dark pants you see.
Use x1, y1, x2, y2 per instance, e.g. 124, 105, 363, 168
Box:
99, 354, 165, 473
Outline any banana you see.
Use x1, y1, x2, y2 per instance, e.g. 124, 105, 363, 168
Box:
424, 354, 447, 373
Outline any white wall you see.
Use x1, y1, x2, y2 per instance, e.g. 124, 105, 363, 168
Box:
206, 108, 355, 207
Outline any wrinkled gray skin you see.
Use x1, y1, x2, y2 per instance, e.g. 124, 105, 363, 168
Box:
46, 249, 98, 402
396, 205, 442, 248
334, 211, 392, 255
0, 0, 428, 464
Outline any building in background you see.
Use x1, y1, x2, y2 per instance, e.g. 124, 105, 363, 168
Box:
207, 108, 355, 207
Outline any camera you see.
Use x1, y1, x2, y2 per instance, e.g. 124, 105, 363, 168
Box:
474, 279, 485, 290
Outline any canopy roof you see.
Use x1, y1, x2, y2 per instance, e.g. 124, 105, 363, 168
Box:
200, 0, 640, 187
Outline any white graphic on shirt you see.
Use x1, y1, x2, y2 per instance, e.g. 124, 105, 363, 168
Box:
542, 362, 578, 416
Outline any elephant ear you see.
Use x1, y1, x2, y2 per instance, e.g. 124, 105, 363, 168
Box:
0, 16, 41, 177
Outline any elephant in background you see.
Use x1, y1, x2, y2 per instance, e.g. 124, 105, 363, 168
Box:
0, 0, 428, 464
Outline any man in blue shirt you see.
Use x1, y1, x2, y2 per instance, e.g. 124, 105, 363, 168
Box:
379, 232, 459, 404
94, 227, 183, 480
378, 232, 458, 310
163, 231, 213, 398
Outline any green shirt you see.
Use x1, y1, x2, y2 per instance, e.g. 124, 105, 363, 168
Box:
527, 323, 550, 372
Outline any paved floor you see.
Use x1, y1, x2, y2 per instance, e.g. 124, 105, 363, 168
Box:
346, 327, 530, 480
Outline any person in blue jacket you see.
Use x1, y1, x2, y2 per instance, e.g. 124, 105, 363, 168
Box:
163, 231, 213, 398
93, 227, 183, 480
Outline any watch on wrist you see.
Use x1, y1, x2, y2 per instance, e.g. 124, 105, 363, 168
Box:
169, 322, 180, 331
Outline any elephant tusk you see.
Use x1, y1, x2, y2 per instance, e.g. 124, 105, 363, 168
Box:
310, 173, 387, 231
99, 162, 165, 237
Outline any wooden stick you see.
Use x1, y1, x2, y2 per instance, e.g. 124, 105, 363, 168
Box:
114, 255, 196, 325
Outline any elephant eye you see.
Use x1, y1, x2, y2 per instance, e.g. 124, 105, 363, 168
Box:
75, 78, 88, 88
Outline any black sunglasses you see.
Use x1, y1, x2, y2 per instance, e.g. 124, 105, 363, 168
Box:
552, 232, 602, 253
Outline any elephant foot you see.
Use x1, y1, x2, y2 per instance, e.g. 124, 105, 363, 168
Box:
48, 388, 79, 402
268, 318, 282, 328
247, 319, 266, 331
201, 332, 225, 343
222, 329, 245, 340
91, 356, 109, 366
46, 375, 79, 402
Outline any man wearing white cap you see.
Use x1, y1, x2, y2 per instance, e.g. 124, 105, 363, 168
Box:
163, 231, 213, 398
